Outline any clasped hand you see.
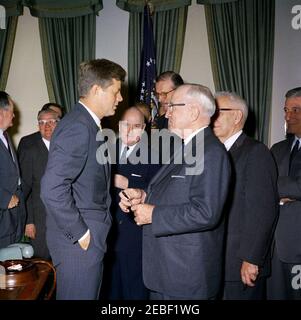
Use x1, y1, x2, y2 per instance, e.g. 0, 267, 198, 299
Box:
119, 188, 154, 226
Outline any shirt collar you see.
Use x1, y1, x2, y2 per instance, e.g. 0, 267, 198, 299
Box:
78, 101, 101, 128
292, 135, 301, 150
42, 137, 50, 150
184, 126, 207, 145
120, 142, 137, 158
224, 130, 243, 151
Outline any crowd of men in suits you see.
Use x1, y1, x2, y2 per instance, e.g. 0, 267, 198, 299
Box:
1, 58, 301, 300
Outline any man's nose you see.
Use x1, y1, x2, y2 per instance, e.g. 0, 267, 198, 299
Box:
165, 108, 171, 118
118, 92, 123, 103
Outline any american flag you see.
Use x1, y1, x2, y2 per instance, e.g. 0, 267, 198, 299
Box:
137, 4, 157, 120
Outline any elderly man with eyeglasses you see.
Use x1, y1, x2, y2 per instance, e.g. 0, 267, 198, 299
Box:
153, 71, 184, 129
18, 107, 60, 260
212, 91, 278, 300
119, 84, 231, 300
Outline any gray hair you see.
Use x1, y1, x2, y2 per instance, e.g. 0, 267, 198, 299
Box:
37, 108, 59, 120
286, 87, 301, 99
215, 91, 249, 123
185, 84, 216, 117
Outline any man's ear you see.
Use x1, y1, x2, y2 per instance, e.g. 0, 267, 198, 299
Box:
234, 110, 243, 125
189, 104, 200, 122
91, 84, 102, 97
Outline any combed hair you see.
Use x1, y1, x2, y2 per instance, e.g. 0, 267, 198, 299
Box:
156, 71, 184, 88
215, 91, 249, 123
0, 91, 10, 110
285, 87, 301, 99
78, 59, 126, 97
37, 108, 60, 120
185, 84, 216, 117
41, 102, 64, 114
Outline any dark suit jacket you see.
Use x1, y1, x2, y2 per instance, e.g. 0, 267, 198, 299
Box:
109, 138, 161, 253
223, 133, 278, 281
271, 136, 301, 263
17, 131, 41, 149
18, 133, 50, 259
0, 132, 25, 248
142, 127, 231, 299
40, 103, 112, 252
154, 114, 168, 130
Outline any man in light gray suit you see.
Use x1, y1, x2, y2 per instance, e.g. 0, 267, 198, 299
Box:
120, 84, 231, 300
41, 59, 126, 300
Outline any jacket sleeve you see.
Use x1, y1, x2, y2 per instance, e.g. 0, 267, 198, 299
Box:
17, 139, 34, 224
151, 147, 231, 236
40, 122, 89, 243
238, 144, 278, 266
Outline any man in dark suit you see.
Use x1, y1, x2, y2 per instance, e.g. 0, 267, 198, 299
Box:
102, 107, 161, 300
0, 91, 26, 248
17, 103, 63, 150
212, 91, 278, 300
153, 71, 184, 129
40, 59, 126, 300
267, 87, 301, 299
120, 84, 231, 300
18, 108, 60, 259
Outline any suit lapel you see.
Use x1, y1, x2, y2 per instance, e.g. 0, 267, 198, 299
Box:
76, 103, 110, 182
228, 132, 246, 155
1, 133, 20, 174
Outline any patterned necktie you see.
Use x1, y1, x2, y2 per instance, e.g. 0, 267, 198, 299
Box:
289, 139, 300, 173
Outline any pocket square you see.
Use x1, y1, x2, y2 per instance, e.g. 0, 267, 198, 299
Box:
171, 175, 185, 179
131, 173, 142, 177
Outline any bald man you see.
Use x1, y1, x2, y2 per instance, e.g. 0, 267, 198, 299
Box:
101, 107, 160, 300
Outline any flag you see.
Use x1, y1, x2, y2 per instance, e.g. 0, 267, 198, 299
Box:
137, 3, 157, 120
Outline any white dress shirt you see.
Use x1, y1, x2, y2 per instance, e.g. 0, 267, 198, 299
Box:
224, 130, 243, 151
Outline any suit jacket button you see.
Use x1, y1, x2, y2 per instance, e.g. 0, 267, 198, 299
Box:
119, 220, 123, 225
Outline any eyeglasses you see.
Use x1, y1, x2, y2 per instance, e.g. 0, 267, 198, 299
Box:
155, 88, 175, 99
38, 119, 59, 126
218, 108, 240, 112
283, 106, 301, 114
166, 103, 186, 111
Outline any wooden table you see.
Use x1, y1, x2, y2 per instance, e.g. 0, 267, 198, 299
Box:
0, 260, 54, 300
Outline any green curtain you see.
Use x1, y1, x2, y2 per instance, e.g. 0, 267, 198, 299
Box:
205, 0, 275, 143
39, 14, 96, 112
117, 0, 191, 12
197, 0, 238, 4
0, 16, 18, 90
24, 0, 103, 18
128, 5, 188, 103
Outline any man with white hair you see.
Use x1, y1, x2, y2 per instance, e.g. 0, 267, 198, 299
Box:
119, 84, 231, 300
213, 91, 278, 300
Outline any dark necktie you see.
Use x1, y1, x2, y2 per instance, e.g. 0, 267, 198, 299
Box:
3, 131, 13, 160
289, 139, 300, 173
119, 146, 129, 164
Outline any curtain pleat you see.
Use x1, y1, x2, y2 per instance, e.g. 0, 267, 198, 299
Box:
39, 14, 96, 112
205, 0, 275, 143
0, 16, 18, 90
